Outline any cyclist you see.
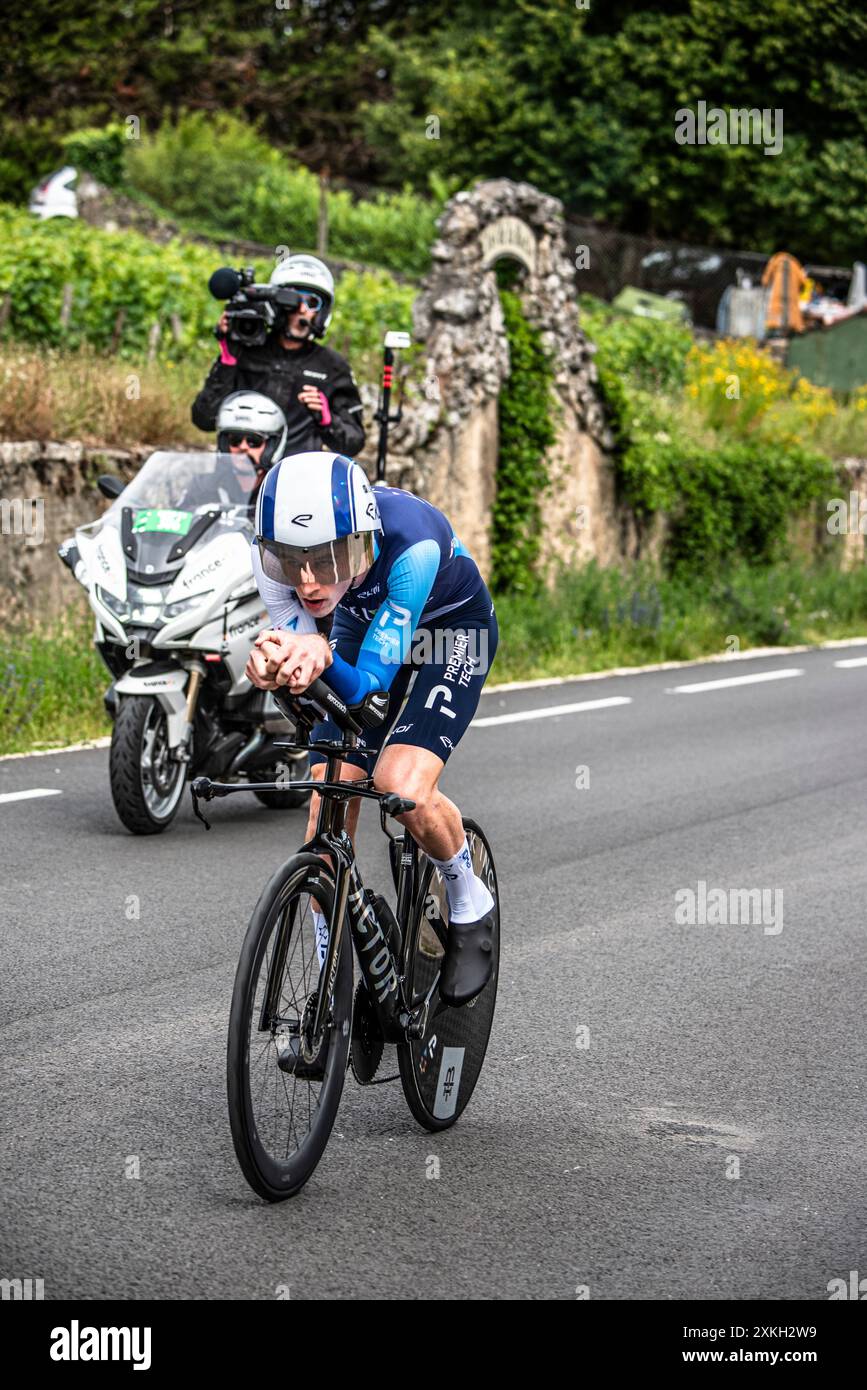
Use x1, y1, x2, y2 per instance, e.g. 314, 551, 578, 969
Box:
244, 452, 498, 1007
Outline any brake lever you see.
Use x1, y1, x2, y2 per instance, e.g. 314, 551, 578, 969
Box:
190, 776, 218, 830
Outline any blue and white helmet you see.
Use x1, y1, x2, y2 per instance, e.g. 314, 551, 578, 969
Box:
255, 452, 382, 586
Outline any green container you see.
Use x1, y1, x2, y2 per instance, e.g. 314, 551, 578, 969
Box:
786, 312, 867, 393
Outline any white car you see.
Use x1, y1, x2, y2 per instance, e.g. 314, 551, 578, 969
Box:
29, 166, 78, 220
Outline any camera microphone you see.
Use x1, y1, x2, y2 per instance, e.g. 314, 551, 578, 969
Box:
209, 267, 242, 300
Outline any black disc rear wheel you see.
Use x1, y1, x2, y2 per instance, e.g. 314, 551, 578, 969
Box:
397, 819, 499, 1131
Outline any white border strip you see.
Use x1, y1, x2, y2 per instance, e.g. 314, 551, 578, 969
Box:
0, 788, 63, 804
0, 736, 111, 763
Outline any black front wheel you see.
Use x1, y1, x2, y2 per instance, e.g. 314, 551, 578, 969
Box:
109, 696, 187, 834
227, 854, 352, 1201
398, 819, 500, 1131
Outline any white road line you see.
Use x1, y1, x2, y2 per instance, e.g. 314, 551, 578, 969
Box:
472, 696, 632, 727
834, 656, 867, 669
0, 788, 63, 805
670, 668, 804, 695
482, 635, 867, 695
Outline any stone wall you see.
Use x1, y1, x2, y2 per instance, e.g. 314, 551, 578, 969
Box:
0, 441, 154, 625
355, 179, 617, 577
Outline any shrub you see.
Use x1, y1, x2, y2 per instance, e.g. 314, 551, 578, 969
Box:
580, 295, 693, 394
491, 290, 556, 594
62, 125, 127, 187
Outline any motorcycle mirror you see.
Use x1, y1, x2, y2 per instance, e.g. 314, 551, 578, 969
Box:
97, 475, 125, 500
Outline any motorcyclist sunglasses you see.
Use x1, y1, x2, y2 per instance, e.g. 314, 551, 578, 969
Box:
292, 290, 324, 311
226, 432, 266, 449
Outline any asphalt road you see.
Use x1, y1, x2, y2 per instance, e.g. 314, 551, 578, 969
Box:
1, 644, 865, 1300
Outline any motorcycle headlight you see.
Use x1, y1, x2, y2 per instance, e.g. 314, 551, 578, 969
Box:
126, 583, 167, 625
96, 585, 129, 619
163, 589, 214, 621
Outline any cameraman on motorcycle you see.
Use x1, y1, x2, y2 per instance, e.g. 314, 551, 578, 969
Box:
191, 255, 365, 459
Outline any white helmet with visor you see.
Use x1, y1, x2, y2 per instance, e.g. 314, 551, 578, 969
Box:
255, 452, 381, 587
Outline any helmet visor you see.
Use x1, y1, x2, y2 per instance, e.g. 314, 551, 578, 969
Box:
257, 532, 376, 587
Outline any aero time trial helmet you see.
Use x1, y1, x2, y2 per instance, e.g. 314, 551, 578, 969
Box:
255, 452, 381, 586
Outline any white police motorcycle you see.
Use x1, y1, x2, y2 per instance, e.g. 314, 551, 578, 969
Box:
59, 450, 308, 834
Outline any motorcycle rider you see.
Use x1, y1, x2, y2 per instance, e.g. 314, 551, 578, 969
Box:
191, 255, 365, 459
182, 390, 290, 512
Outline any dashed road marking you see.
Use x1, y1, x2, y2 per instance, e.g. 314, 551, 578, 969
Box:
0, 788, 63, 805
472, 696, 632, 728
669, 669, 804, 695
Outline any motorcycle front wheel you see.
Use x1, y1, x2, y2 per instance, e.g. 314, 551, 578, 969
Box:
109, 695, 188, 834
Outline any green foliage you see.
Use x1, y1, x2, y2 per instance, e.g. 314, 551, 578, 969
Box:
0, 115, 67, 204
0, 203, 415, 379
0, 604, 110, 756
328, 270, 418, 381
579, 296, 693, 394
493, 559, 867, 684
126, 113, 280, 223
62, 124, 127, 187
126, 112, 438, 275
581, 292, 840, 576
359, 0, 867, 264
595, 367, 836, 575
491, 290, 556, 594
4, 3, 867, 262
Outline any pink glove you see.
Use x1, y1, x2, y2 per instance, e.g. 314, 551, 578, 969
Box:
318, 391, 331, 427
219, 339, 237, 366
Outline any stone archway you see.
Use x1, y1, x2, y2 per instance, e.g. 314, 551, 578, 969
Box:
380, 179, 616, 578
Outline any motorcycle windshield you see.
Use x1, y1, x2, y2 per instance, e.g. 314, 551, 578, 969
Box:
96, 451, 258, 573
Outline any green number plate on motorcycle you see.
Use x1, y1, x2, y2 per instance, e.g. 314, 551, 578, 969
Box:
132, 508, 194, 535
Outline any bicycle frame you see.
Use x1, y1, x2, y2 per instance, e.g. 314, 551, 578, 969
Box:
191, 730, 431, 1053
296, 736, 428, 1049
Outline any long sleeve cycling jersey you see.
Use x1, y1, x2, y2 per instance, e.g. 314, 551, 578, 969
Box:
251, 484, 484, 704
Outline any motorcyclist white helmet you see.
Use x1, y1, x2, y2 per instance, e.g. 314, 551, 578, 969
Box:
255, 452, 381, 586
216, 391, 288, 469
269, 254, 335, 336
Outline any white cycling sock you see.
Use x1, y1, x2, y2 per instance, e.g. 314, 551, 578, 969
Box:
313, 910, 329, 970
431, 836, 494, 924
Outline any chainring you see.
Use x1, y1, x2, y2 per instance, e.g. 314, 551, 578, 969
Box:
350, 980, 385, 1084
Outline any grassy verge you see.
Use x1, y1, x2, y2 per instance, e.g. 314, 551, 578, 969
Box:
490, 560, 867, 684
0, 603, 111, 757
2, 561, 867, 758
0, 344, 204, 447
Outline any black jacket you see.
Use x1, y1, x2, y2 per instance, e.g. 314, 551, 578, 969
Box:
191, 337, 366, 458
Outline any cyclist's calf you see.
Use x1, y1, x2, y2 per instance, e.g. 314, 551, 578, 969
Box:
373, 744, 464, 863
